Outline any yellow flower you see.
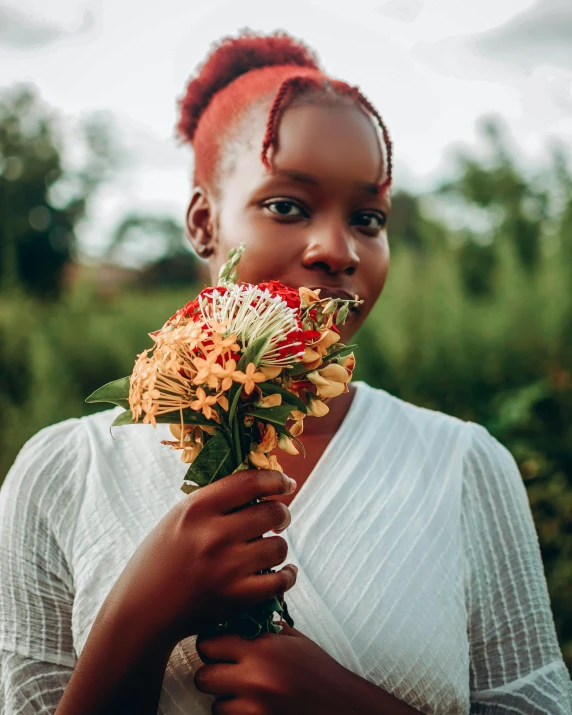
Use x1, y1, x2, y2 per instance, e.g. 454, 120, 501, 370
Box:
211, 358, 238, 391
307, 396, 329, 417
309, 328, 340, 357
288, 409, 305, 437
249, 450, 271, 469
267, 454, 283, 472
180, 442, 202, 464
319, 363, 351, 382
342, 352, 356, 376
255, 423, 278, 453
217, 393, 229, 411
299, 287, 322, 306
260, 364, 283, 380
289, 419, 304, 437
300, 345, 322, 370
161, 424, 204, 464
307, 363, 351, 398
278, 434, 299, 455
255, 393, 282, 409
168, 422, 194, 445
209, 330, 241, 355
192, 351, 220, 389
232, 362, 267, 395
190, 387, 218, 420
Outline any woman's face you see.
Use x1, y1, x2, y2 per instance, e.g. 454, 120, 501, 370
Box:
186, 102, 391, 343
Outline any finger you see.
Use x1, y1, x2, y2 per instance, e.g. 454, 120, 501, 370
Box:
194, 663, 241, 697
236, 535, 289, 574
224, 499, 291, 542
198, 469, 296, 515
231, 564, 298, 606
196, 633, 243, 664
273, 620, 301, 637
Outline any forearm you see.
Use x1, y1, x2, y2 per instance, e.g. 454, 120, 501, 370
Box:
340, 667, 423, 715
55, 599, 175, 715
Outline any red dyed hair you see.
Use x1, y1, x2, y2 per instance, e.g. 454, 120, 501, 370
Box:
177, 29, 393, 197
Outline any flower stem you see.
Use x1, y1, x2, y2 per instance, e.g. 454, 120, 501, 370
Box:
232, 415, 243, 467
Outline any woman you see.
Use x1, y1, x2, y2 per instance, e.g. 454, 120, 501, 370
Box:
0, 29, 570, 715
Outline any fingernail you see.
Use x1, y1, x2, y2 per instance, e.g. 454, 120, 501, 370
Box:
287, 477, 297, 492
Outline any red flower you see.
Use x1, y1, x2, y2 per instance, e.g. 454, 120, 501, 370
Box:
197, 285, 229, 303
257, 280, 301, 313
302, 329, 321, 341
273, 328, 305, 359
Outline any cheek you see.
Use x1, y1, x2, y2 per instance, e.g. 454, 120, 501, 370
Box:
218, 210, 302, 285
361, 238, 390, 304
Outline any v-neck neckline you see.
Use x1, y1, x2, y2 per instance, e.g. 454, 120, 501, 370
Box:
286, 380, 367, 522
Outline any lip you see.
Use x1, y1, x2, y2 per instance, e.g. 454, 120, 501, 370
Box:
308, 286, 362, 311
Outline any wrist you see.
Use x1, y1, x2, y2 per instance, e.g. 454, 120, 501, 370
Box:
97, 592, 178, 660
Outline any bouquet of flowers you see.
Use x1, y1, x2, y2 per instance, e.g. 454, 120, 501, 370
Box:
86, 244, 361, 639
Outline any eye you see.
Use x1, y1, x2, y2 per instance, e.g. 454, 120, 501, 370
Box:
262, 199, 308, 219
351, 211, 387, 232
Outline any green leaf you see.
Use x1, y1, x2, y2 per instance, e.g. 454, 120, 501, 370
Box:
180, 482, 201, 495
321, 343, 358, 363
286, 362, 311, 378
184, 431, 236, 487
228, 382, 243, 424
154, 409, 219, 429
258, 383, 307, 413
281, 598, 295, 628
249, 404, 295, 427
111, 409, 135, 427
86, 376, 130, 409
335, 303, 349, 325
237, 334, 272, 371
109, 407, 219, 430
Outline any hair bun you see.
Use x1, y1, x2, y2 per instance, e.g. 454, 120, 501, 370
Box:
177, 28, 322, 144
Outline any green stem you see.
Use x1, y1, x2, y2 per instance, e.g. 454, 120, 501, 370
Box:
232, 415, 243, 467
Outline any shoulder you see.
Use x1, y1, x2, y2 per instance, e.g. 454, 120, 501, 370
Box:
461, 420, 525, 495
0, 408, 123, 559
1, 407, 123, 492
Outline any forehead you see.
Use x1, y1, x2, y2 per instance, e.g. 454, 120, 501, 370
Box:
272, 104, 384, 186
220, 102, 386, 199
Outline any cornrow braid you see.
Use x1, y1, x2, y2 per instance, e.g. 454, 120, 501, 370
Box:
354, 89, 393, 194
330, 80, 393, 195
260, 75, 393, 195
177, 29, 394, 197
260, 75, 323, 171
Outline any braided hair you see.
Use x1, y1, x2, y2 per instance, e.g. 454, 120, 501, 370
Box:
177, 28, 393, 198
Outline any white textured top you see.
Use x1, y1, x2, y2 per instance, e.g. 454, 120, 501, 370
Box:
0, 381, 570, 714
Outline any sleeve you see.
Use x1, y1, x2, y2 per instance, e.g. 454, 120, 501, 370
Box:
461, 421, 572, 715
0, 418, 88, 714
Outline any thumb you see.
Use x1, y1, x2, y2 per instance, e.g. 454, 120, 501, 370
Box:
276, 620, 302, 637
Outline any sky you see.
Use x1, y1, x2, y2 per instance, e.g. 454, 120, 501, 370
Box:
1, 0, 571, 264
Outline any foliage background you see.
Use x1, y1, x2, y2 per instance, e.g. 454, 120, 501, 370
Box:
1, 85, 570, 671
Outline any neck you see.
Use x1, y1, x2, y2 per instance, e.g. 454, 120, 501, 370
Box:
301, 382, 357, 438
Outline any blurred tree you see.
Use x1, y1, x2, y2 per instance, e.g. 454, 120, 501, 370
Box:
106, 212, 203, 287
436, 115, 552, 297
0, 84, 120, 298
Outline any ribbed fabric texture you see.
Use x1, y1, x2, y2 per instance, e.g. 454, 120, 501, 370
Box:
0, 381, 570, 714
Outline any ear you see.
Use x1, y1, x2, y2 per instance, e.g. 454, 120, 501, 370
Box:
185, 186, 218, 259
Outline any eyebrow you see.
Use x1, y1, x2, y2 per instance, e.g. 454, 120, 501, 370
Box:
272, 167, 388, 201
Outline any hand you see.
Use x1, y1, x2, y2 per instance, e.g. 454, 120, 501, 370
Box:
194, 621, 359, 715
100, 469, 299, 649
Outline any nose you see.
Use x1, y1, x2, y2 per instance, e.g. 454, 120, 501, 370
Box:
300, 215, 359, 277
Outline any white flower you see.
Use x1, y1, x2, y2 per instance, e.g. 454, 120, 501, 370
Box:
198, 284, 304, 366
